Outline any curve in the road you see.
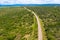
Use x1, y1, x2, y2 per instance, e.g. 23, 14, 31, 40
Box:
24, 7, 43, 40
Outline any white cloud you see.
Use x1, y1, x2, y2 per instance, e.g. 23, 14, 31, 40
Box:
0, 0, 60, 4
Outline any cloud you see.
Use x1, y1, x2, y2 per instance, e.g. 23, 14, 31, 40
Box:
0, 0, 60, 5
43, 0, 60, 4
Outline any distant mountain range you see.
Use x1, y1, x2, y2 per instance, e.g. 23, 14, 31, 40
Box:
0, 4, 60, 6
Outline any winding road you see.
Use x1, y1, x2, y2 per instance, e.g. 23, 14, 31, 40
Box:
24, 7, 43, 40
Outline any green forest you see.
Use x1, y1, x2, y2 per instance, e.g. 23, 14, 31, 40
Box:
0, 7, 38, 40
27, 6, 60, 40
0, 6, 60, 40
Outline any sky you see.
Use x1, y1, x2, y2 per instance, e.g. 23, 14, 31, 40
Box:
0, 0, 60, 5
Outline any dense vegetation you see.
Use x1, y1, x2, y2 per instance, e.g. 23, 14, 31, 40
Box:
27, 6, 60, 40
0, 7, 38, 40
0, 6, 60, 40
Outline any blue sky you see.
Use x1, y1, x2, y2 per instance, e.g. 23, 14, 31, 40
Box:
0, 0, 60, 5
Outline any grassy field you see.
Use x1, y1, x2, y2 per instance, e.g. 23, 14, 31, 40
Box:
0, 7, 38, 40
27, 6, 60, 40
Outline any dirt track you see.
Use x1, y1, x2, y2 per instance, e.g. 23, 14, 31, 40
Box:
24, 7, 43, 40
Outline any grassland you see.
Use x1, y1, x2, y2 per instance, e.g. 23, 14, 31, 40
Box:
27, 6, 60, 40
0, 7, 38, 40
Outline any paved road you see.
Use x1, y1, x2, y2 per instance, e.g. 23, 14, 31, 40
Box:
24, 7, 43, 40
